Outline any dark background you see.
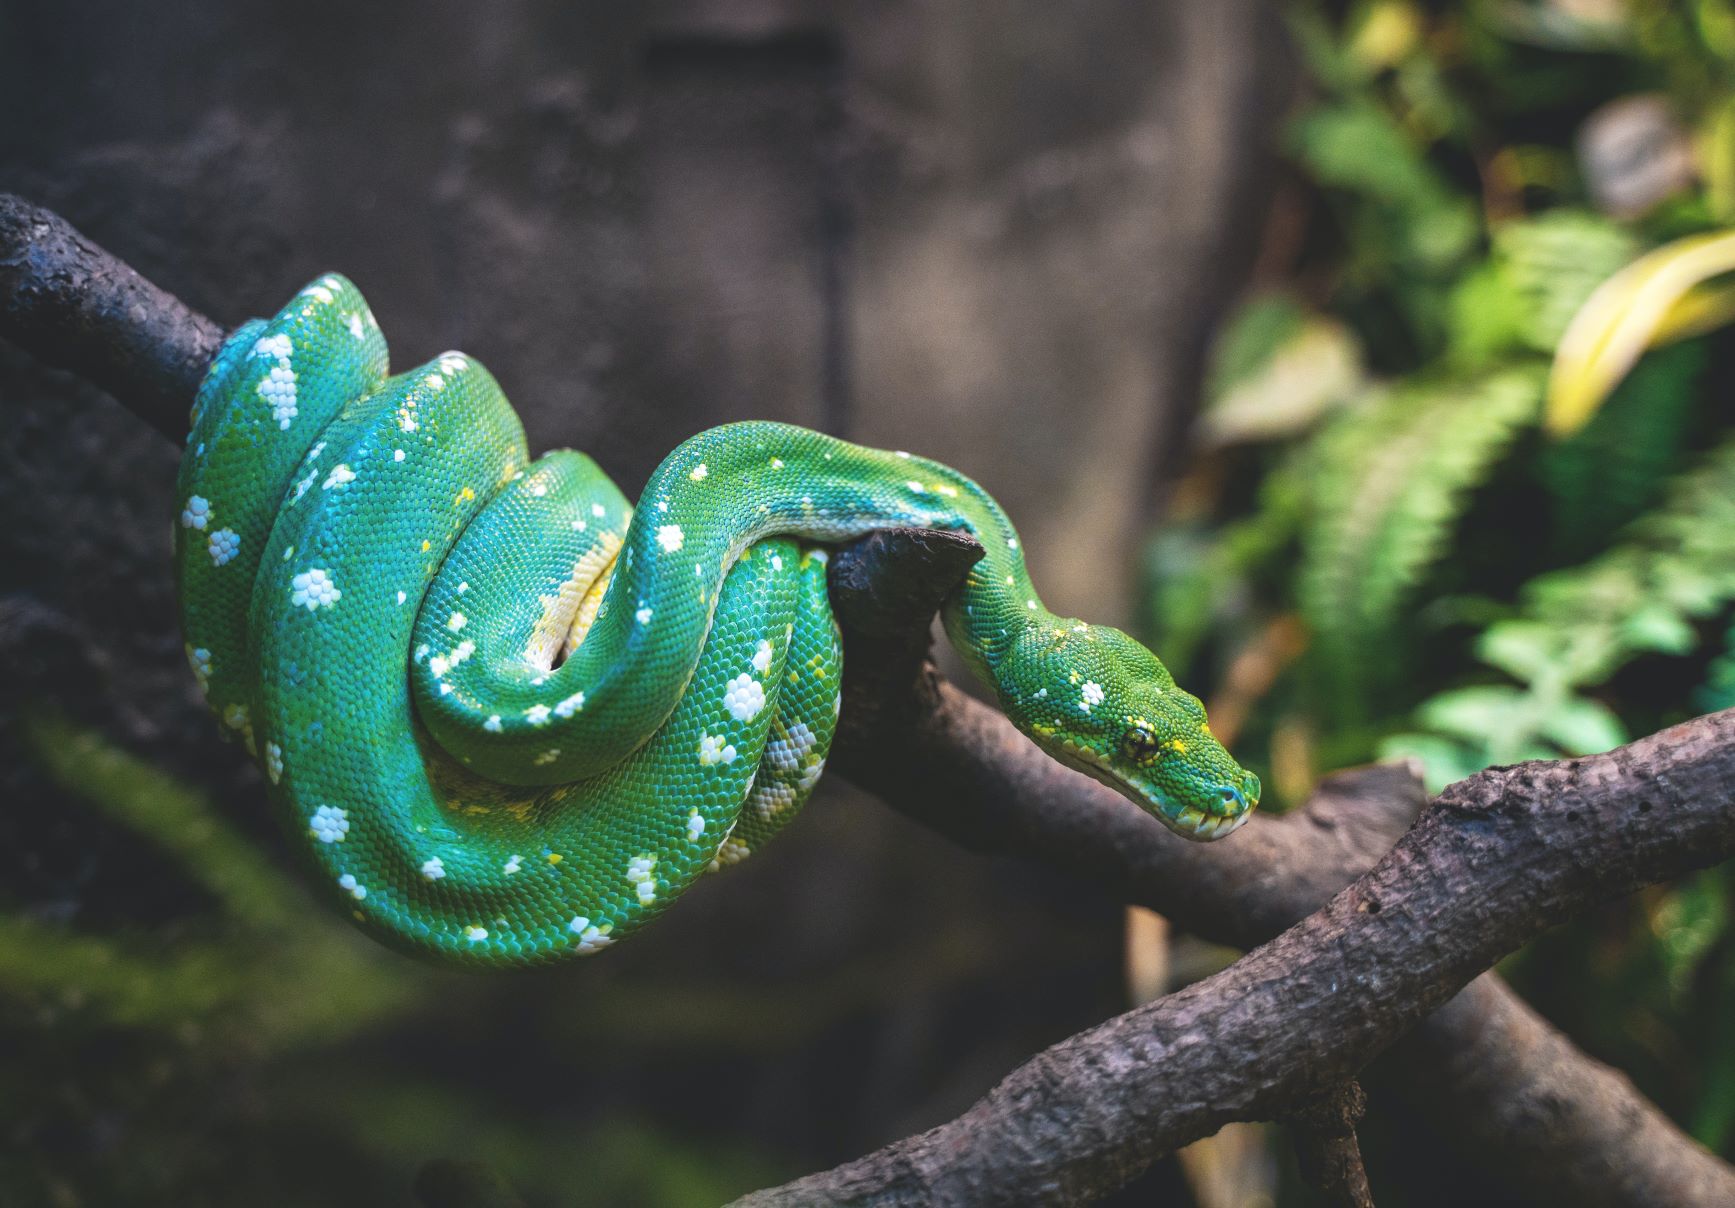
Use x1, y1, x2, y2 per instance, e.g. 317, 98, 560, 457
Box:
0, 3, 1293, 1205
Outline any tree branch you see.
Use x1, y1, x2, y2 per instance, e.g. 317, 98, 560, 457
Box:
5, 192, 1731, 1207
1287, 1081, 1374, 1208
738, 706, 1735, 1205
0, 193, 220, 442
822, 520, 1735, 1206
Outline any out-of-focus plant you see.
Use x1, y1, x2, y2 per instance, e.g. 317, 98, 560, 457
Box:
1147, 0, 1735, 1161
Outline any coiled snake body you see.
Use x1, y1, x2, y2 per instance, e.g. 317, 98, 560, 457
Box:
174, 276, 1259, 965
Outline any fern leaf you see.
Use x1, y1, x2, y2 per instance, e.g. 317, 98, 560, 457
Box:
1299, 365, 1544, 708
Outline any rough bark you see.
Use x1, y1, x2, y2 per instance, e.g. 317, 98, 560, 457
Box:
819, 522, 1735, 1207
0, 193, 223, 441
738, 703, 1735, 1205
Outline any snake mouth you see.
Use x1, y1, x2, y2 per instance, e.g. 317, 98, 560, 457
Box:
1045, 740, 1253, 842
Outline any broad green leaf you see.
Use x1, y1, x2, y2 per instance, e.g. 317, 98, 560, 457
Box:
1537, 697, 1627, 754
1547, 228, 1735, 434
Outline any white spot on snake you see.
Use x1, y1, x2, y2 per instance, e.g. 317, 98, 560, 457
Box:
656, 500, 668, 513
483, 715, 502, 733
450, 640, 476, 666
258, 363, 298, 429
437, 683, 453, 696
636, 606, 653, 626
291, 468, 317, 503
252, 333, 292, 361
429, 655, 450, 677
656, 524, 684, 553
751, 781, 797, 819
553, 692, 585, 718
186, 646, 212, 693
394, 448, 405, 462
310, 805, 349, 844
575, 923, 613, 952
346, 313, 366, 340
457, 582, 469, 594
207, 528, 240, 565
572, 520, 588, 532
322, 464, 356, 489
398, 411, 418, 433
1035, 688, 1047, 699
180, 495, 211, 530
626, 855, 658, 904
300, 284, 335, 304
464, 925, 488, 943
722, 673, 766, 722
397, 591, 408, 606
770, 457, 785, 469
424, 374, 445, 391
414, 643, 429, 663
290, 568, 341, 611
525, 704, 552, 726
808, 549, 829, 565
264, 741, 284, 784
895, 450, 911, 459
771, 554, 783, 571
687, 811, 706, 841
421, 857, 446, 880
447, 612, 467, 632
765, 722, 817, 774
752, 640, 773, 674
1008, 537, 1019, 549
503, 855, 523, 875
905, 480, 925, 493
591, 503, 605, 518
569, 916, 590, 934
1080, 682, 1105, 712
1027, 600, 1038, 610
698, 734, 738, 766
439, 355, 467, 375
691, 463, 709, 481
338, 873, 367, 900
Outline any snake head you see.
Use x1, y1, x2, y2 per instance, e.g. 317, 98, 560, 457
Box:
999, 623, 1260, 841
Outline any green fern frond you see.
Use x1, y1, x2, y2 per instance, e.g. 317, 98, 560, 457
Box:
1540, 338, 1708, 561
1299, 365, 1544, 708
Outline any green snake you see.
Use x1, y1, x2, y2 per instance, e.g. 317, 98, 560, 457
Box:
173, 275, 1259, 966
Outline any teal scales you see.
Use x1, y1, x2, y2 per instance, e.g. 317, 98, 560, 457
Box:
173, 275, 1259, 965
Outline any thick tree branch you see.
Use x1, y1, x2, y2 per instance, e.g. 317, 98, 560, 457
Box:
739, 707, 1735, 1205
5, 193, 1731, 1207
0, 193, 220, 441
823, 523, 1735, 1206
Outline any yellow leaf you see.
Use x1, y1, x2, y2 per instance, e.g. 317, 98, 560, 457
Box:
1546, 229, 1735, 435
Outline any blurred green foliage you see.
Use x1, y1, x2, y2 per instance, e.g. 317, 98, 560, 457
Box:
1146, 0, 1735, 1171
0, 717, 793, 1206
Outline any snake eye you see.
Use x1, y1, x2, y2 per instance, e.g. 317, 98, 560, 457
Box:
1120, 726, 1159, 765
